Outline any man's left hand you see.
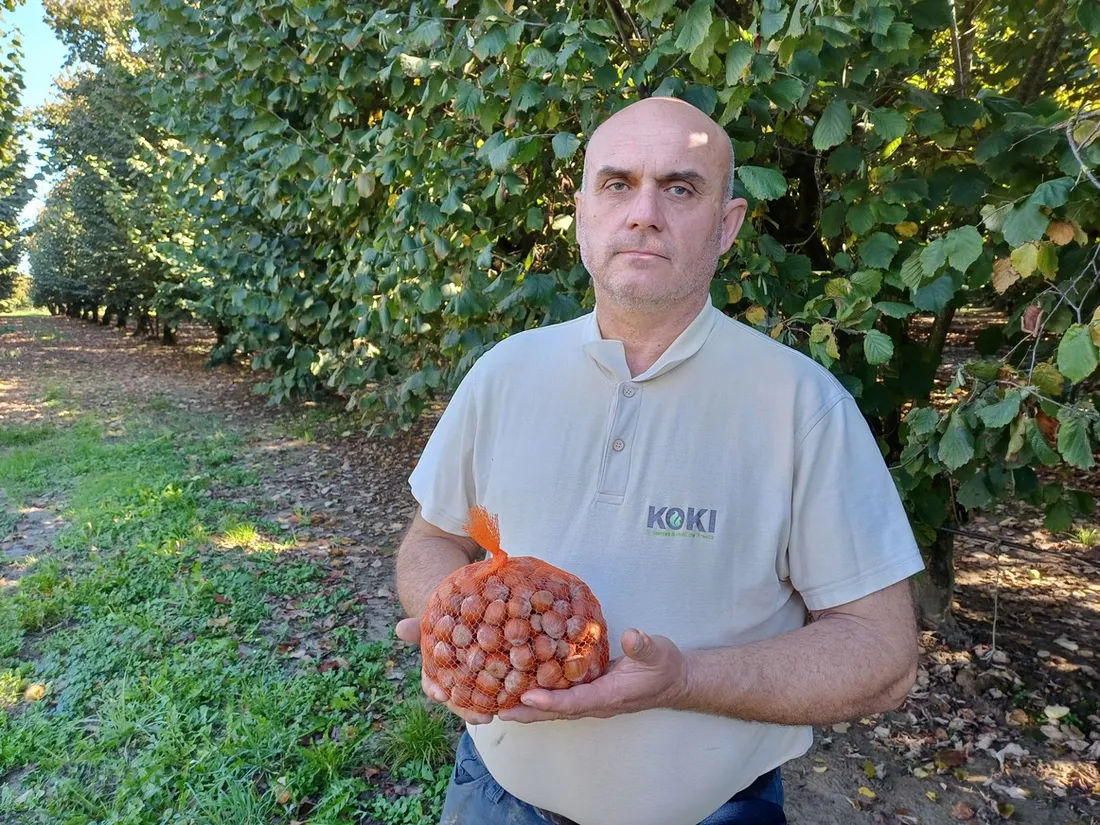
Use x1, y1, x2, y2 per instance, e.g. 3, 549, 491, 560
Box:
497, 628, 689, 723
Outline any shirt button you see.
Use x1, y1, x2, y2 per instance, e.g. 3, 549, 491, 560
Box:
612, 438, 625, 451
623, 385, 637, 397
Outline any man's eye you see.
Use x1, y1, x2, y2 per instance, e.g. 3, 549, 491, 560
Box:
669, 185, 690, 196
608, 182, 627, 191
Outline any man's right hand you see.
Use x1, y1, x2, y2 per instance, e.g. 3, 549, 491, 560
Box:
395, 616, 495, 725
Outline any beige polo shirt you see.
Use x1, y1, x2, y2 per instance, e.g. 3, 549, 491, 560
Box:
408, 299, 925, 825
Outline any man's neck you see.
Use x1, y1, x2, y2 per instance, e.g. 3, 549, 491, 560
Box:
594, 294, 709, 377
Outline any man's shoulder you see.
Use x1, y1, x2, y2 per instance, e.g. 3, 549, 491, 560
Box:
707, 308, 853, 404
472, 312, 592, 370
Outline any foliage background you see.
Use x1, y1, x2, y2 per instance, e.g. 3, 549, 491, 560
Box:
25, 0, 1100, 621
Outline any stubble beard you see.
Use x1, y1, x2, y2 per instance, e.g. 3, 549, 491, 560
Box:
578, 218, 725, 312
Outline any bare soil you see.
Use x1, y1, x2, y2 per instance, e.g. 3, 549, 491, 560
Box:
1, 312, 1098, 825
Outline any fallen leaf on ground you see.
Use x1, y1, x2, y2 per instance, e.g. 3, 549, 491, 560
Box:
951, 801, 976, 820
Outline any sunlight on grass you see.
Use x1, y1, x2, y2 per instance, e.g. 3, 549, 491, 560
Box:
213, 520, 295, 554
0, 413, 445, 823
1073, 526, 1099, 548
0, 668, 25, 707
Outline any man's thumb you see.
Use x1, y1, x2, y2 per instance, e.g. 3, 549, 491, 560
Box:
395, 617, 421, 644
622, 628, 658, 663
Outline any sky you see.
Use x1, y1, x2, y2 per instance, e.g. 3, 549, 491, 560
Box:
5, 0, 68, 229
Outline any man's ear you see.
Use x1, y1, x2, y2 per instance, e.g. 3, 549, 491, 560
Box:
720, 197, 748, 255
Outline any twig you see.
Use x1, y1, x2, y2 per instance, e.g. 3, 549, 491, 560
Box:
1067, 117, 1100, 193
990, 539, 1002, 655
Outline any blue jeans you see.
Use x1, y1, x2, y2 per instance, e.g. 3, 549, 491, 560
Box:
439, 731, 787, 825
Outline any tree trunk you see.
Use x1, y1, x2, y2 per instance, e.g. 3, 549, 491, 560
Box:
134, 312, 149, 336
912, 530, 961, 637
162, 326, 175, 345
1018, 4, 1068, 104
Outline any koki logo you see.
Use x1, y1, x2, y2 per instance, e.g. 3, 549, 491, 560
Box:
646, 506, 717, 533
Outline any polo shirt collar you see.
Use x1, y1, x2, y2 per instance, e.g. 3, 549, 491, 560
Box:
582, 299, 719, 383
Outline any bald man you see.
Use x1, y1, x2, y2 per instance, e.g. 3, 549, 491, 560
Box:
395, 97, 925, 825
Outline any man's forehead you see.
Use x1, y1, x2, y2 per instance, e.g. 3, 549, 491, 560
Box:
585, 125, 724, 178
585, 99, 729, 171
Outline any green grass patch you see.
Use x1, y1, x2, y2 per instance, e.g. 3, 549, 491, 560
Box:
0, 416, 455, 824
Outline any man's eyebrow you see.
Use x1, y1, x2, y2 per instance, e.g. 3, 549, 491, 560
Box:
593, 166, 710, 188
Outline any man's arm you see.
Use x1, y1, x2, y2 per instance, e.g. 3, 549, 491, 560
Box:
671, 579, 920, 725
501, 579, 920, 727
394, 508, 482, 619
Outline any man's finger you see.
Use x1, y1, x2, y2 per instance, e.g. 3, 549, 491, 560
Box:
421, 671, 448, 704
395, 617, 420, 644
520, 681, 605, 714
449, 702, 493, 725
497, 704, 564, 724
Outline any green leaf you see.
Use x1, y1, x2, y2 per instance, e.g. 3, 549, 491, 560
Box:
813, 100, 853, 151
636, 0, 677, 24
1078, 1, 1100, 36
820, 202, 845, 238
977, 390, 1022, 428
827, 145, 863, 174
515, 81, 543, 112
864, 329, 894, 364
761, 7, 788, 38
913, 110, 945, 136
846, 203, 874, 235
683, 84, 717, 115
1057, 324, 1099, 383
737, 166, 788, 200
675, 0, 714, 53
944, 225, 983, 272
1010, 243, 1039, 278
1037, 243, 1058, 279
1057, 410, 1096, 470
921, 238, 947, 277
851, 269, 882, 296
1045, 498, 1075, 532
900, 253, 925, 289
1032, 362, 1066, 397
1029, 176, 1075, 208
277, 143, 302, 167
905, 406, 941, 436
957, 472, 993, 510
725, 41, 754, 84
870, 109, 908, 142
1001, 203, 1050, 247
910, 0, 953, 29
912, 274, 957, 313
474, 27, 509, 59
1027, 417, 1061, 464
454, 81, 483, 117
858, 232, 898, 268
875, 301, 917, 318
938, 412, 975, 470
552, 132, 581, 160
485, 137, 517, 172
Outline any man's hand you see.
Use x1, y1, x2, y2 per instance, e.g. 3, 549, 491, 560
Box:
497, 628, 689, 724
395, 617, 495, 725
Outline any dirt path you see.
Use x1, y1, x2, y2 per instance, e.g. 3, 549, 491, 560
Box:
1, 313, 1098, 825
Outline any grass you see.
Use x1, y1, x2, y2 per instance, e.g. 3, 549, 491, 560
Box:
0, 412, 457, 824
1073, 526, 1099, 548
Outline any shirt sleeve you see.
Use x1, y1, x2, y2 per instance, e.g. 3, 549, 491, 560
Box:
407, 365, 484, 537
787, 394, 926, 612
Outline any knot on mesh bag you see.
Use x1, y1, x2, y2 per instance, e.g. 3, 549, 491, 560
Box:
420, 506, 611, 713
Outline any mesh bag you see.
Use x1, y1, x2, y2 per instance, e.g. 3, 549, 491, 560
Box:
420, 506, 610, 713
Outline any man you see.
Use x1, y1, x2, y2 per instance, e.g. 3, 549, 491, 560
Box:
394, 96, 925, 825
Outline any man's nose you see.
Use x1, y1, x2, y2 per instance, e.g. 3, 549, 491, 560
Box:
625, 183, 665, 232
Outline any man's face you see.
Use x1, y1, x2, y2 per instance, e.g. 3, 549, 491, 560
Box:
574, 99, 747, 312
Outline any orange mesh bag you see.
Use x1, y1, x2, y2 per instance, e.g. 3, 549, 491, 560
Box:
420, 506, 610, 714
